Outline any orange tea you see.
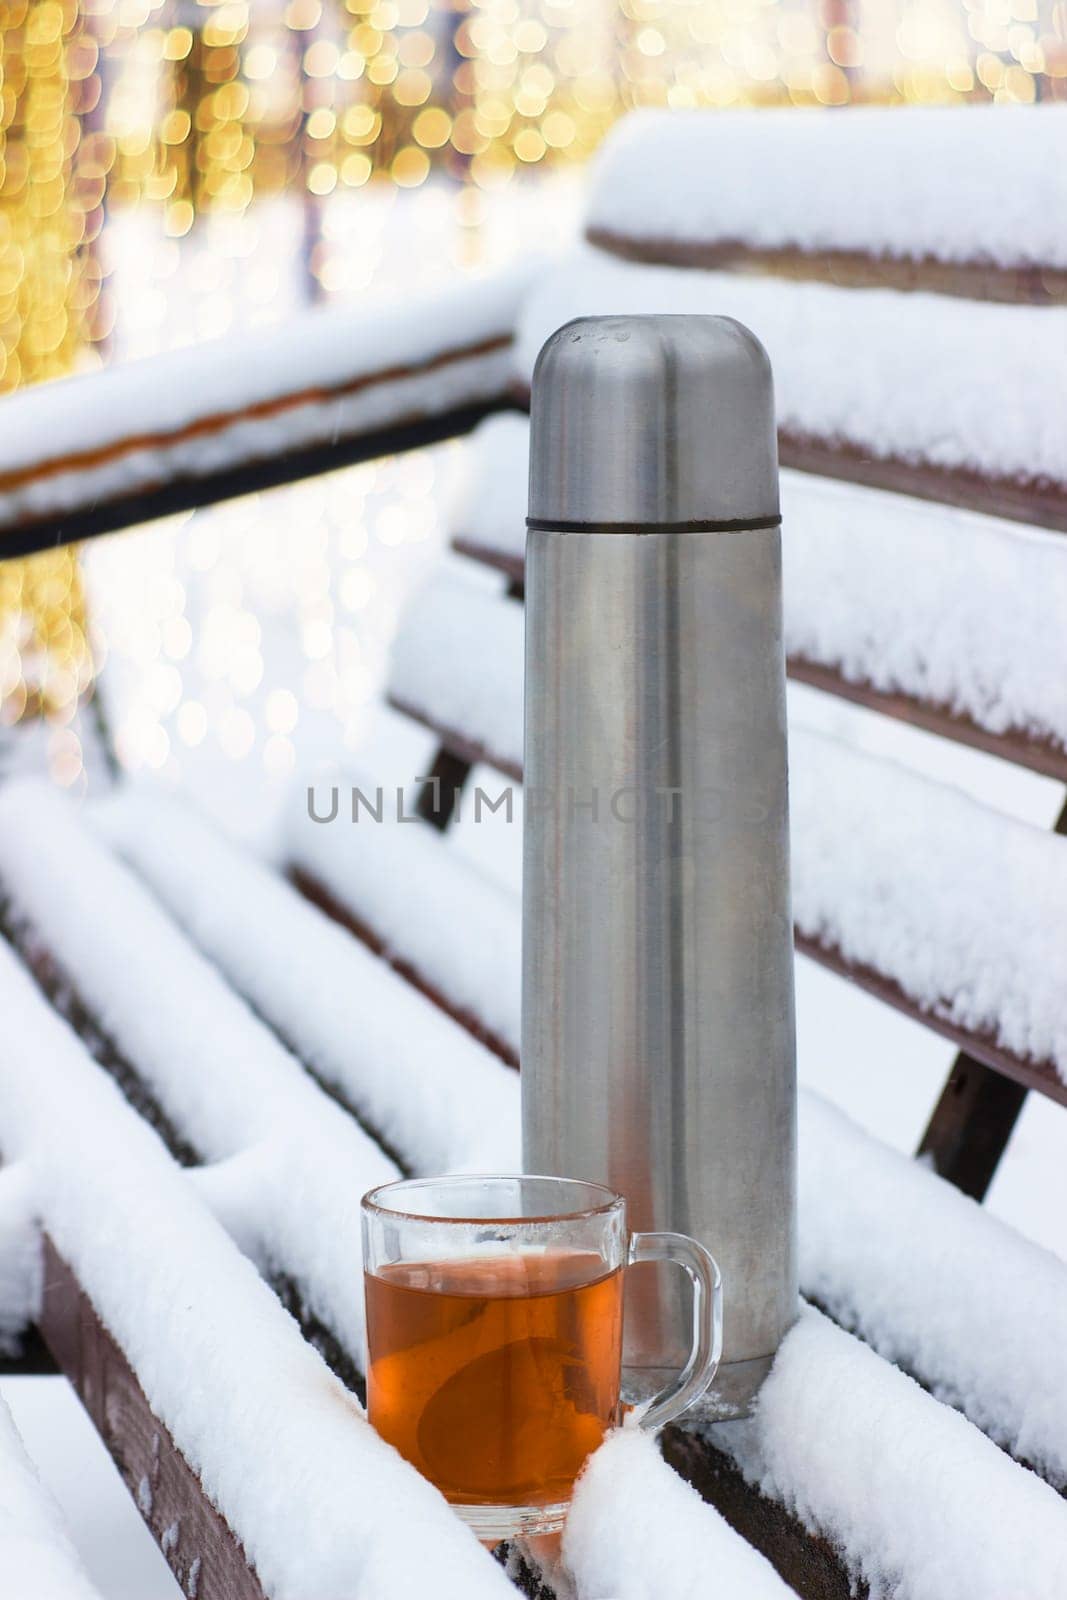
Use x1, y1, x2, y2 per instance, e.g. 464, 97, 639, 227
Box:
365, 1250, 623, 1507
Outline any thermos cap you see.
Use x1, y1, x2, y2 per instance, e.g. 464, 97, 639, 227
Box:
528, 314, 780, 532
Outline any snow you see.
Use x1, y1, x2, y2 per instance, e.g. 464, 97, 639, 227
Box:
801, 1092, 1067, 1486
781, 476, 1067, 753
388, 564, 524, 773
450, 411, 531, 563
450, 415, 1067, 754
0, 778, 398, 1362
564, 1423, 793, 1600
0, 1389, 103, 1599
0, 942, 517, 1600
716, 1305, 1067, 1600
516, 248, 1067, 487
0, 1166, 40, 1358
0, 267, 529, 533
94, 786, 520, 1173
586, 106, 1067, 270
286, 765, 523, 1062
791, 727, 1067, 1079
386, 570, 1067, 1078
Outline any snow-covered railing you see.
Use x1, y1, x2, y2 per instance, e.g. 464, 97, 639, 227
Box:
516, 250, 1067, 534
585, 106, 1067, 304
0, 270, 528, 557
382, 567, 1067, 1106
284, 777, 1067, 1490
0, 1389, 103, 1599
450, 414, 1067, 783
0, 940, 517, 1600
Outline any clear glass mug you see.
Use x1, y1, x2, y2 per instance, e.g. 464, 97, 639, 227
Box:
361, 1173, 723, 1540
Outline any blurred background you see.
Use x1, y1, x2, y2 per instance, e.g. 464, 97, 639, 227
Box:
2, 0, 1065, 823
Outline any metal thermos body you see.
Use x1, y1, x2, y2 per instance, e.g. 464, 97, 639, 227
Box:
521, 315, 798, 1418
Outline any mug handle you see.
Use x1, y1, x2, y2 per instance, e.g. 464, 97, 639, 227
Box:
627, 1231, 723, 1432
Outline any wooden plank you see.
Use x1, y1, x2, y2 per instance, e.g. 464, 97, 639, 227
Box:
39, 1238, 265, 1600
786, 657, 1067, 787
584, 228, 1067, 308
449, 549, 1067, 786
778, 432, 1067, 539
0, 397, 520, 560
794, 930, 1067, 1110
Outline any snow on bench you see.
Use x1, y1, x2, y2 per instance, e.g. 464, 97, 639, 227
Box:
295, 775, 522, 1064
516, 250, 1067, 531
384, 567, 1067, 1100
0, 779, 397, 1367
0, 1390, 103, 1600
389, 567, 524, 779
710, 1304, 1067, 1600
790, 728, 1067, 1088
0, 267, 529, 555
285, 777, 1067, 1491
93, 787, 520, 1173
450, 415, 1067, 779
586, 106, 1067, 286
565, 1425, 792, 1600
0, 941, 516, 1600
800, 1093, 1067, 1489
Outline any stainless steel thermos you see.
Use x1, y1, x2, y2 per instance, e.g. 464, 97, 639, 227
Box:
521, 315, 798, 1418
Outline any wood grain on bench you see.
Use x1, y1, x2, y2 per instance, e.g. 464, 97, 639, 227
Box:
584, 229, 1067, 308
40, 1240, 264, 1600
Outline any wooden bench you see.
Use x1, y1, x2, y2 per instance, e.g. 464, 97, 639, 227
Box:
2, 104, 1067, 1599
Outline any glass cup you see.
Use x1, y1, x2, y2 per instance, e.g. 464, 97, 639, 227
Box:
361, 1173, 723, 1541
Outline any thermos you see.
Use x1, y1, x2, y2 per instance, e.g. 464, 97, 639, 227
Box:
521, 315, 798, 1419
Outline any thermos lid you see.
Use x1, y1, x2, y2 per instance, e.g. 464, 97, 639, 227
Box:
528, 314, 780, 532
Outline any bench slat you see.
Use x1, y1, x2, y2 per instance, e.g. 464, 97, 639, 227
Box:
0, 271, 529, 556
586, 232, 1067, 307
40, 1241, 263, 1600
584, 107, 1067, 305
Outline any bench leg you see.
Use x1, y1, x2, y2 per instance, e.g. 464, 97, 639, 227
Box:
415, 745, 474, 830
916, 1052, 1029, 1201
